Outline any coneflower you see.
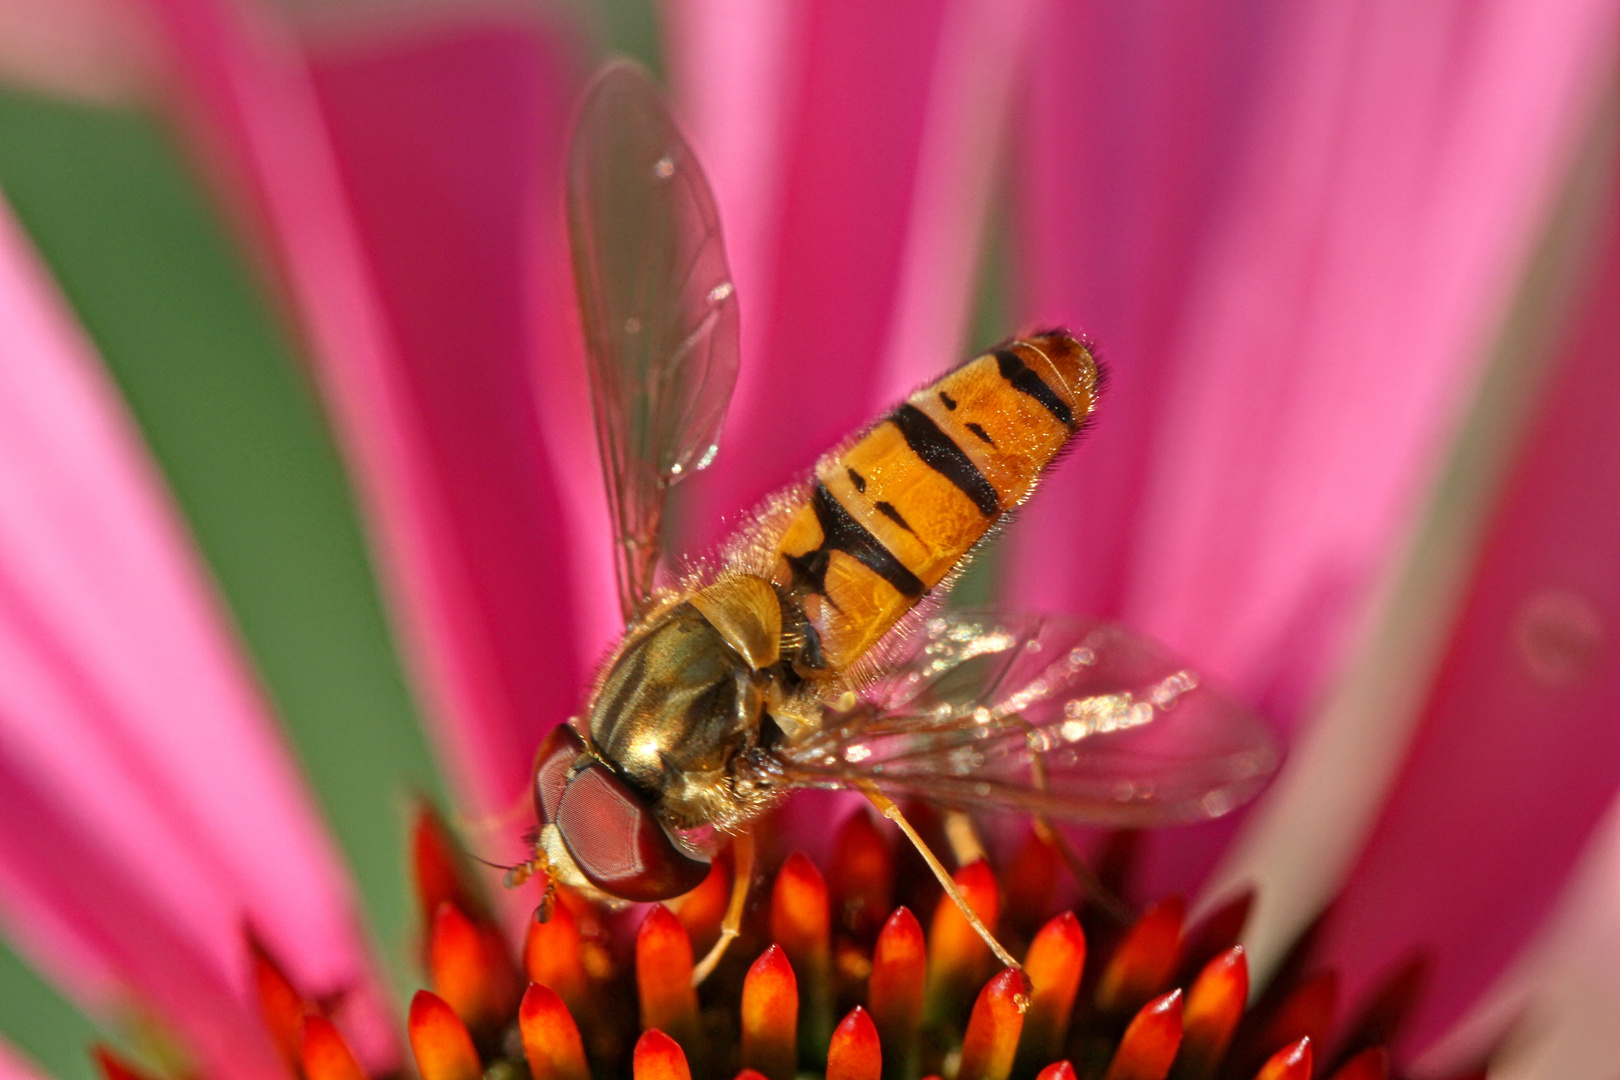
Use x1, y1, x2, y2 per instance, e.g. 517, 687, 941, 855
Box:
94, 807, 1484, 1080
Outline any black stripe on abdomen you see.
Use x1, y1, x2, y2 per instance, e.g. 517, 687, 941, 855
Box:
786, 484, 925, 600
889, 405, 1000, 517
995, 349, 1074, 428
874, 500, 913, 533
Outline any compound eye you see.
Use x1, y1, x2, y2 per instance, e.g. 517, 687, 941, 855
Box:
554, 762, 710, 901
533, 724, 586, 825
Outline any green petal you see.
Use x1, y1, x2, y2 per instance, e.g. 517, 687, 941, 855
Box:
0, 940, 98, 1080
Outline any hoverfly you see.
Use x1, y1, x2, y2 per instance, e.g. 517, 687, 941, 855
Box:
523, 60, 1279, 983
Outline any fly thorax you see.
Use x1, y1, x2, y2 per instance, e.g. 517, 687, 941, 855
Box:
588, 598, 771, 826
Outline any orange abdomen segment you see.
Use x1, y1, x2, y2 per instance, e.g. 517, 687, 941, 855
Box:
770, 331, 1100, 671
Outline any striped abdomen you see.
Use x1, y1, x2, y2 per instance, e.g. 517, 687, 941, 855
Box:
769, 331, 1101, 672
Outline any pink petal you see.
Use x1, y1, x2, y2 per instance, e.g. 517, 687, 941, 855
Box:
665, 0, 798, 395
0, 753, 281, 1080
1007, 0, 1620, 898
0, 196, 391, 1073
1317, 138, 1620, 1056
134, 0, 601, 825
1420, 799, 1620, 1079
871, 0, 1042, 403
670, 0, 1042, 495
306, 22, 596, 818
1006, 0, 1278, 632
674, 0, 955, 545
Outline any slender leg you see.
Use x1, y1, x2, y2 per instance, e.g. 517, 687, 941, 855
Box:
690, 831, 756, 986
999, 712, 1134, 925
859, 782, 1025, 982
497, 846, 562, 922
1032, 818, 1133, 925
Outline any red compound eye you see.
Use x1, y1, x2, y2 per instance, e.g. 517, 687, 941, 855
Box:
533, 724, 586, 825
554, 762, 710, 901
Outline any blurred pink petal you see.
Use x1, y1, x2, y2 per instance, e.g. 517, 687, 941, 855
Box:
672, 0, 1042, 473
871, 0, 1040, 402
0, 753, 280, 1080
1420, 796, 1620, 1080
527, 179, 622, 671
1008, 0, 1620, 897
676, 0, 955, 545
306, 22, 592, 817
1008, 0, 1273, 631
1317, 132, 1620, 1055
134, 0, 600, 822
665, 0, 797, 396
0, 196, 391, 1072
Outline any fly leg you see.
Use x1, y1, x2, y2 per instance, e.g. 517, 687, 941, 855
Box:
999, 712, 1133, 924
690, 830, 756, 986
1030, 819, 1133, 925
495, 846, 564, 922
859, 782, 1027, 986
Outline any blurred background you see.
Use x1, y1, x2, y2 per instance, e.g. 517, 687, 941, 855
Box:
0, 1, 1615, 1078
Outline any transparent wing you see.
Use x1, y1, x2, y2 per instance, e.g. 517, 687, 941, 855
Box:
779, 611, 1281, 826
567, 61, 740, 623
